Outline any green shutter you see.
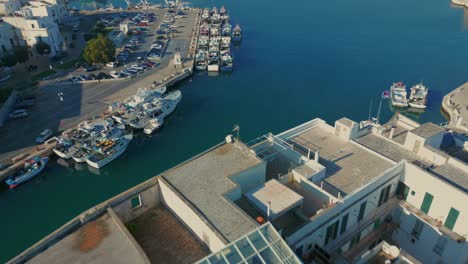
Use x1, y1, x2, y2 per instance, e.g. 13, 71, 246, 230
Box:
420, 193, 433, 214
340, 214, 349, 235
444, 208, 460, 230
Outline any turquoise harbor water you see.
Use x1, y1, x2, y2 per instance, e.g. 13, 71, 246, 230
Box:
1, 0, 468, 261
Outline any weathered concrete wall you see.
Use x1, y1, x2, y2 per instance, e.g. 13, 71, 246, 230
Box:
159, 178, 227, 253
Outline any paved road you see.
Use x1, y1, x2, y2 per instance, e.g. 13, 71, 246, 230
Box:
0, 8, 199, 162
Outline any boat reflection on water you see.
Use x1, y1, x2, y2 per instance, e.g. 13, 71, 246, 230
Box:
74, 162, 86, 171
87, 165, 101, 176
56, 158, 72, 168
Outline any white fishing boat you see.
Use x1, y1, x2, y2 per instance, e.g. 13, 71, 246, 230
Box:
72, 149, 90, 163
195, 51, 208, 71
144, 118, 164, 135
86, 134, 133, 169
390, 82, 408, 108
160, 90, 182, 116
220, 53, 233, 72
408, 83, 428, 109
53, 138, 78, 159
208, 52, 219, 72
124, 88, 159, 108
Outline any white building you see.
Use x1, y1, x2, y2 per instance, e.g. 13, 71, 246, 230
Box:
8, 114, 467, 264
0, 0, 21, 16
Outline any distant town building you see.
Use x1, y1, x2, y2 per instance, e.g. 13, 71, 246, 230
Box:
0, 0, 66, 57
8, 114, 468, 264
0, 21, 15, 56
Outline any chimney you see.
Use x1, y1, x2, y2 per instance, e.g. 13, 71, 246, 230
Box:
389, 127, 395, 139
315, 150, 320, 162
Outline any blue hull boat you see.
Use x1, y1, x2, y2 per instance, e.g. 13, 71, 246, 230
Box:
5, 156, 49, 189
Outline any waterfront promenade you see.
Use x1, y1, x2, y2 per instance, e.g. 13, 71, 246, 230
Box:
0, 7, 201, 168
442, 82, 468, 133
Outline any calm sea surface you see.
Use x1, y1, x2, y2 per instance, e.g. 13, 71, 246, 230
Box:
1, 0, 468, 261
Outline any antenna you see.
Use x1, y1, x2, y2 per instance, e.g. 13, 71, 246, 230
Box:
368, 98, 373, 121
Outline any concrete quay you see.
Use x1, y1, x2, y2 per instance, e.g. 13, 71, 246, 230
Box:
441, 82, 468, 133
0, 7, 202, 177
452, 0, 468, 8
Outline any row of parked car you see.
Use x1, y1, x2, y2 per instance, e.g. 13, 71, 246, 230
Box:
109, 60, 157, 79
8, 95, 35, 119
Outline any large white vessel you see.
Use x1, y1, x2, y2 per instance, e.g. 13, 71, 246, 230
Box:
86, 134, 133, 169
160, 90, 182, 116
53, 139, 78, 159
408, 83, 428, 109
390, 82, 408, 108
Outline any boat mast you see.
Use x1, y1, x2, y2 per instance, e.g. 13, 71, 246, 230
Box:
376, 98, 383, 124
368, 98, 373, 121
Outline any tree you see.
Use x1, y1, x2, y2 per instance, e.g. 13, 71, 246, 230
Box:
1, 53, 17, 67
83, 34, 115, 64
35, 41, 51, 55
14, 46, 29, 63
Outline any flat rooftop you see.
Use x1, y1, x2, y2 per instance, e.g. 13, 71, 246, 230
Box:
410, 123, 445, 139
355, 133, 468, 193
162, 142, 262, 242
28, 212, 148, 264
127, 206, 210, 264
288, 126, 394, 195
246, 179, 303, 220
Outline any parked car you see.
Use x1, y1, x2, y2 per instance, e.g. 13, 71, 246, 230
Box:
97, 72, 110, 79
16, 99, 35, 108
109, 71, 120, 79
88, 73, 97, 80
106, 62, 117, 68
9, 109, 28, 119
79, 74, 90, 81
68, 76, 81, 82
131, 64, 144, 71
83, 65, 97, 72
35, 129, 53, 143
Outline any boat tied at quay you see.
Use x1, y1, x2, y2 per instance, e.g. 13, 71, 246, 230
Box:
196, 6, 241, 72
5, 157, 49, 189
389, 82, 429, 110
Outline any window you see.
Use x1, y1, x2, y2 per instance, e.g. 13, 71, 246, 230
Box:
411, 219, 423, 239
433, 237, 447, 256
396, 182, 410, 200
31, 24, 35, 28
340, 214, 348, 235
444, 208, 460, 230
130, 195, 142, 209
324, 220, 339, 245
378, 185, 391, 206
420, 192, 433, 214
358, 201, 366, 222
411, 190, 416, 196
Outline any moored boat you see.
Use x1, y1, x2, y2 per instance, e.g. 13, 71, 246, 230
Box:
232, 24, 242, 42
53, 139, 78, 159
144, 118, 164, 135
390, 82, 408, 107
86, 134, 133, 169
408, 83, 428, 109
5, 157, 49, 188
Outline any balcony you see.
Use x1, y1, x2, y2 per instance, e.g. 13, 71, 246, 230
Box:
399, 200, 466, 242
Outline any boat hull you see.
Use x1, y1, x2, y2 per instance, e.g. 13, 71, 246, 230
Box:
53, 148, 77, 159
208, 64, 219, 72
5, 157, 49, 188
86, 141, 129, 169
408, 102, 427, 109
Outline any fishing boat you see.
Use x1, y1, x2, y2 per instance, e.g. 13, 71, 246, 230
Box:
195, 50, 208, 71
86, 134, 133, 169
232, 24, 242, 42
208, 52, 219, 72
220, 53, 233, 72
408, 83, 428, 109
160, 90, 182, 116
390, 82, 408, 107
53, 138, 78, 159
220, 6, 226, 15
222, 23, 232, 37
72, 149, 90, 163
144, 118, 164, 135
5, 157, 49, 188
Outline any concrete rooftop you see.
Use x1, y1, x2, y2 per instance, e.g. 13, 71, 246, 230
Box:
288, 126, 394, 195
162, 142, 262, 242
410, 123, 445, 139
246, 179, 303, 220
28, 212, 149, 264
